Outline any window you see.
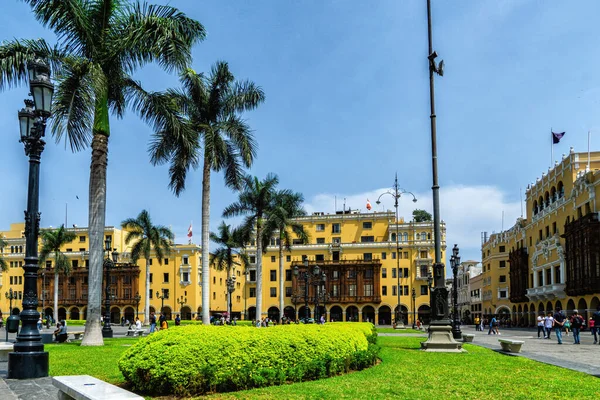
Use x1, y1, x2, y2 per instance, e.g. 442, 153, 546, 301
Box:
148, 258, 153, 265
69, 288, 76, 299
149, 273, 153, 283
72, 259, 79, 268
382, 286, 387, 295
250, 270, 256, 281
332, 237, 341, 244
392, 268, 397, 278
420, 232, 427, 241
123, 275, 131, 284
499, 275, 506, 283
164, 258, 169, 265
420, 250, 428, 259
404, 251, 408, 259
552, 222, 557, 235
404, 286, 409, 296
182, 256, 188, 265
316, 254, 324, 262
365, 269, 373, 279
392, 252, 396, 259
392, 285, 397, 296
332, 284, 339, 296
555, 265, 561, 284
499, 246, 505, 252
363, 222, 372, 229
124, 288, 131, 299
499, 260, 506, 268
79, 236, 86, 243
149, 290, 153, 299
364, 284, 374, 296
213, 292, 216, 300
85, 260, 89, 268
66, 248, 72, 252
270, 270, 276, 281
347, 270, 356, 279
250, 256, 256, 264
421, 285, 428, 295
332, 270, 339, 279
361, 236, 375, 243
538, 270, 543, 286
546, 268, 552, 286
271, 256, 276, 262
316, 223, 325, 232
285, 287, 292, 297
332, 223, 341, 234
403, 268, 409, 278
348, 284, 357, 296
382, 268, 387, 278
292, 239, 303, 245
79, 248, 85, 252
163, 273, 169, 283
316, 238, 325, 244
363, 253, 373, 261
110, 276, 117, 284
270, 288, 277, 297
420, 265, 428, 278
545, 226, 550, 238
249, 288, 256, 297
382, 252, 387, 260
286, 255, 291, 262
499, 290, 507, 299
163, 289, 170, 299
182, 272, 190, 283
286, 270, 292, 281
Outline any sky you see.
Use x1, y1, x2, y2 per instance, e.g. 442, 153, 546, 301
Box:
1, 0, 599, 266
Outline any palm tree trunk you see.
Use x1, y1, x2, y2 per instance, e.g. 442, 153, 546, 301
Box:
53, 269, 59, 323
226, 267, 231, 318
278, 241, 284, 323
145, 259, 150, 325
256, 220, 263, 322
201, 155, 211, 325
82, 93, 110, 346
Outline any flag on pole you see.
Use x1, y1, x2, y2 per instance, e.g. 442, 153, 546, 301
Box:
187, 223, 193, 238
552, 131, 565, 144
366, 199, 372, 211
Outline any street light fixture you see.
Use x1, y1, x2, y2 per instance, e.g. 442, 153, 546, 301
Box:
9, 59, 55, 379
5, 288, 18, 343
450, 244, 462, 340
226, 276, 236, 319
412, 288, 417, 329
293, 260, 327, 323
176, 295, 187, 318
376, 173, 417, 329
133, 292, 141, 322
156, 289, 168, 314
102, 237, 118, 338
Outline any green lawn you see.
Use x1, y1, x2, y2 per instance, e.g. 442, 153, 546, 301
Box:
376, 327, 424, 334
47, 334, 600, 400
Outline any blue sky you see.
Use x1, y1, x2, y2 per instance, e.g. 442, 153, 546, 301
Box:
1, 0, 599, 264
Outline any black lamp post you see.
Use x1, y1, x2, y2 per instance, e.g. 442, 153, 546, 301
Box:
102, 237, 118, 338
176, 295, 187, 318
156, 289, 168, 314
376, 174, 417, 329
412, 288, 416, 329
5, 289, 18, 343
226, 276, 236, 318
293, 260, 326, 322
133, 292, 141, 321
8, 59, 55, 379
450, 244, 462, 339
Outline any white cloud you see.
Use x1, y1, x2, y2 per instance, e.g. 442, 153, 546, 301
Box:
305, 185, 522, 265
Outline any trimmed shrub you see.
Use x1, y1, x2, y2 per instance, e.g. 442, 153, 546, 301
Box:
118, 322, 378, 396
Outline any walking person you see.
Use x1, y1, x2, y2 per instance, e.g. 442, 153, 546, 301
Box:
553, 307, 565, 344
570, 309, 584, 345
544, 312, 554, 340
149, 311, 157, 333
592, 306, 600, 344
488, 316, 498, 335
474, 316, 480, 331
537, 313, 545, 338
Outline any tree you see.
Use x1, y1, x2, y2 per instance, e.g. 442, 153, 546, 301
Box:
413, 209, 432, 222
0, 236, 7, 272
210, 222, 247, 319
264, 190, 308, 322
144, 62, 264, 324
121, 210, 174, 325
0, 0, 204, 345
223, 173, 279, 323
39, 225, 77, 323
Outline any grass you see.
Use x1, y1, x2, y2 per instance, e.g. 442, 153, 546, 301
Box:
46, 332, 600, 400
376, 327, 424, 334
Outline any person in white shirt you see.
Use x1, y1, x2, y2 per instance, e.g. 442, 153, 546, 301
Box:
544, 312, 554, 339
537, 314, 545, 338
135, 317, 142, 330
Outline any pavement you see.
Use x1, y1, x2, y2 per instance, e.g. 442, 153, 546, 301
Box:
1, 325, 599, 399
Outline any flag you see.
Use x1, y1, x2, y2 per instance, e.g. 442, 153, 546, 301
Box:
366, 199, 372, 211
187, 223, 193, 238
552, 131, 565, 144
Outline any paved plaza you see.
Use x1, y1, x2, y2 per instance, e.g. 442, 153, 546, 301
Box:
1, 325, 599, 399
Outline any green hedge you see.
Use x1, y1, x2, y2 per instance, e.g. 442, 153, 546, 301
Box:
118, 322, 379, 396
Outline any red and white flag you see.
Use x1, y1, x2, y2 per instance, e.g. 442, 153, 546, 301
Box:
366, 199, 372, 211
187, 223, 193, 238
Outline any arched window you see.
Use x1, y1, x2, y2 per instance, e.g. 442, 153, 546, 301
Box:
403, 233, 408, 242
391, 233, 396, 242
420, 232, 427, 241
10, 246, 14, 253
533, 200, 538, 215
538, 197, 544, 211
557, 181, 564, 198
550, 187, 556, 203
544, 192, 550, 207
19, 246, 23, 253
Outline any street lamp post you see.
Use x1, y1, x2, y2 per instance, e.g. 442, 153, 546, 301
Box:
102, 238, 118, 338
156, 290, 167, 314
9, 59, 55, 379
5, 289, 18, 343
450, 244, 462, 339
412, 288, 416, 329
133, 292, 141, 321
376, 174, 417, 329
226, 276, 236, 318
420, 0, 461, 352
176, 295, 187, 318
293, 260, 326, 323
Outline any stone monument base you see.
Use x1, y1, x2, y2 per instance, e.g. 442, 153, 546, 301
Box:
420, 325, 465, 353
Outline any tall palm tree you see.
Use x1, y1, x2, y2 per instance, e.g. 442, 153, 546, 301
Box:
144, 62, 264, 324
0, 0, 204, 345
223, 173, 279, 323
0, 236, 8, 272
121, 210, 174, 325
264, 190, 309, 322
210, 222, 247, 318
39, 225, 77, 323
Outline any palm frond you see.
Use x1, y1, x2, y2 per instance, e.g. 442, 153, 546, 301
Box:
225, 79, 265, 114
0, 38, 65, 89
221, 115, 257, 168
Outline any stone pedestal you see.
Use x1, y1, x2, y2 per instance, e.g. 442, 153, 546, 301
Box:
420, 325, 465, 353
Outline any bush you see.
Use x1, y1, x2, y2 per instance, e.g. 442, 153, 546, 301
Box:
118, 322, 378, 396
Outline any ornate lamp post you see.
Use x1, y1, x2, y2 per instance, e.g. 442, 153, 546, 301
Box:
226, 276, 236, 318
102, 238, 118, 338
156, 290, 168, 314
5, 289, 18, 343
176, 295, 187, 318
133, 292, 141, 321
376, 174, 417, 329
293, 260, 326, 323
450, 244, 462, 339
8, 59, 55, 379
412, 288, 417, 329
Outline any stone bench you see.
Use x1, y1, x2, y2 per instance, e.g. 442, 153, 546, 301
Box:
499, 338, 524, 353
0, 342, 14, 362
462, 334, 475, 343
126, 329, 146, 337
52, 375, 143, 400
70, 331, 85, 340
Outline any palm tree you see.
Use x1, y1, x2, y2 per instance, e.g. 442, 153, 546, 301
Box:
0, 0, 204, 345
0, 236, 8, 273
264, 190, 309, 322
210, 222, 248, 318
121, 210, 174, 325
144, 62, 264, 324
223, 173, 279, 323
39, 225, 77, 323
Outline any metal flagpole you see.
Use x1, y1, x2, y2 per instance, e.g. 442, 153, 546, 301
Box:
551, 128, 553, 167
588, 130, 591, 171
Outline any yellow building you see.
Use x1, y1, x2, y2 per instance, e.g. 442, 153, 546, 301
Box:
243, 210, 446, 325
0, 222, 233, 323
481, 148, 600, 325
